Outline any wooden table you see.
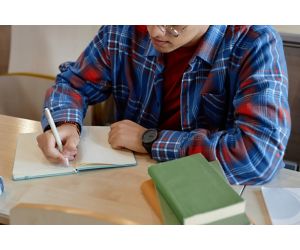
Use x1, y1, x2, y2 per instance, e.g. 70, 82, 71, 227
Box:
0, 114, 251, 224
0, 114, 163, 224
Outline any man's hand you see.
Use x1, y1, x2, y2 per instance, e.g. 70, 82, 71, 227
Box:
108, 120, 148, 153
36, 124, 80, 164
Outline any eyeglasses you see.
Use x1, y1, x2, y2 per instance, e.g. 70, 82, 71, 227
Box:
157, 25, 186, 38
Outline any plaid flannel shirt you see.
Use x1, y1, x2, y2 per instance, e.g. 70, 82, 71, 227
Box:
42, 25, 291, 185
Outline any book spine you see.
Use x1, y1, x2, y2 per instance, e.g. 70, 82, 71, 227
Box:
148, 168, 184, 224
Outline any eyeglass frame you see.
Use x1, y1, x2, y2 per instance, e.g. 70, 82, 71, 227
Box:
157, 25, 187, 38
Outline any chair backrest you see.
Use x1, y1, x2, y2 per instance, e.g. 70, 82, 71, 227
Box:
0, 26, 101, 124
0, 73, 93, 124
282, 41, 300, 165
0, 26, 11, 74
10, 203, 137, 225
92, 95, 116, 125
0, 74, 54, 121
8, 25, 100, 75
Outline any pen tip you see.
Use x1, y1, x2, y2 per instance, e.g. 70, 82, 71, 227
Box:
65, 158, 70, 167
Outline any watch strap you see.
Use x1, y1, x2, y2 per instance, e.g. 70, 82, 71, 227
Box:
142, 129, 159, 155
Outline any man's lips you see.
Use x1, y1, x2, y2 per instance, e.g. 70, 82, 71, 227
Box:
151, 37, 169, 47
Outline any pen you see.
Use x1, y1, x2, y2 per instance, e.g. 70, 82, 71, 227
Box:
44, 108, 69, 166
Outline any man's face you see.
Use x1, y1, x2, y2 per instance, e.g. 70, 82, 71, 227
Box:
147, 25, 209, 53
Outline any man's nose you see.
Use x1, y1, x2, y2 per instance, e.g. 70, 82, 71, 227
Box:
150, 26, 166, 37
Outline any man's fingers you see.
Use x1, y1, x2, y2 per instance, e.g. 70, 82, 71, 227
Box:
108, 119, 147, 153
42, 146, 66, 164
108, 132, 122, 148
63, 137, 79, 156
36, 126, 80, 164
110, 119, 132, 129
37, 132, 59, 159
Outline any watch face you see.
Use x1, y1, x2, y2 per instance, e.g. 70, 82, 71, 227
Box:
143, 129, 158, 143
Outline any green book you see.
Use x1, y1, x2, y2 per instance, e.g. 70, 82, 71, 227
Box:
148, 154, 246, 225
207, 213, 250, 225
155, 158, 227, 225
156, 189, 250, 224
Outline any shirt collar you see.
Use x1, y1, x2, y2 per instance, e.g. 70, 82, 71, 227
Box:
144, 25, 227, 65
144, 37, 161, 57
193, 25, 227, 65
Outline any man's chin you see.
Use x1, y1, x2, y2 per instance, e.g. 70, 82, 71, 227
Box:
152, 45, 175, 53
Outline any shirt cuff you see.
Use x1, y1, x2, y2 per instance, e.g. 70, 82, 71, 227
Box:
41, 108, 83, 131
151, 130, 189, 161
151, 129, 220, 162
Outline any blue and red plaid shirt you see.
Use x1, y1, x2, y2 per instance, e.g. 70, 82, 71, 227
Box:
42, 25, 291, 185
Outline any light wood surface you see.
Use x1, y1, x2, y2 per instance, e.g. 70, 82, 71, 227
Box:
0, 114, 160, 224
0, 114, 41, 178
242, 168, 300, 225
10, 203, 137, 225
0, 114, 244, 224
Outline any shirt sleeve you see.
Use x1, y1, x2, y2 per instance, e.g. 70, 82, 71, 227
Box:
151, 28, 291, 185
41, 26, 112, 130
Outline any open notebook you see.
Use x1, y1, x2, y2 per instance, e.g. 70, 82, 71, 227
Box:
12, 126, 136, 180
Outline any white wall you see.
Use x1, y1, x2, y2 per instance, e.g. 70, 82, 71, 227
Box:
9, 25, 100, 76
274, 25, 300, 35
8, 26, 101, 125
10, 26, 299, 77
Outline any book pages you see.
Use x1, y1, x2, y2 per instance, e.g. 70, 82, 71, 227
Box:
12, 126, 136, 180
75, 126, 136, 168
12, 133, 75, 180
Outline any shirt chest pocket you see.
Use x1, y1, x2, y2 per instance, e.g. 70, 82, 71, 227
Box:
200, 92, 228, 130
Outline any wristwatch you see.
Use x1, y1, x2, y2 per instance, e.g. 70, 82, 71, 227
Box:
142, 129, 159, 154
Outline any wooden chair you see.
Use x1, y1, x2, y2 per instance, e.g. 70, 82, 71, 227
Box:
0, 26, 98, 124
282, 38, 300, 169
0, 26, 10, 74
92, 95, 116, 125
10, 203, 137, 225
0, 73, 55, 121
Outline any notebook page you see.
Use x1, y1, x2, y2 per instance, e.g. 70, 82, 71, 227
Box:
12, 133, 75, 180
75, 126, 136, 169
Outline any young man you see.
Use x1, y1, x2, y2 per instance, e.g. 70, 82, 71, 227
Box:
37, 25, 291, 185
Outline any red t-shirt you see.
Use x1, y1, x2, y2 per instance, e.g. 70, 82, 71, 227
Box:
135, 26, 198, 130
159, 44, 198, 130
